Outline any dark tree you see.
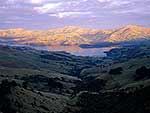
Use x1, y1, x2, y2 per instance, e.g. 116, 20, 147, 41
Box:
109, 67, 123, 75
0, 80, 17, 95
135, 66, 150, 80
48, 78, 63, 91
0, 80, 18, 113
72, 78, 106, 95
22, 81, 28, 89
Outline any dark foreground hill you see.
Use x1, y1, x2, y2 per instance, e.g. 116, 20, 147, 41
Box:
63, 85, 150, 113
0, 45, 150, 113
0, 80, 68, 113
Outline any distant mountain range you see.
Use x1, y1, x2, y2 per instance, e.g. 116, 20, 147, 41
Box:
0, 25, 150, 46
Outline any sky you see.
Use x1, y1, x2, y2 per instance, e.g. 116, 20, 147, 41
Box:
0, 0, 150, 30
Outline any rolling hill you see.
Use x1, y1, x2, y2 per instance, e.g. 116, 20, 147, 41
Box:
0, 25, 150, 47
104, 25, 150, 42
0, 43, 150, 113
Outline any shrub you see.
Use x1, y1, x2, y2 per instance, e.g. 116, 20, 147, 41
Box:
48, 78, 63, 91
135, 66, 150, 80
109, 67, 123, 75
72, 78, 106, 94
22, 81, 28, 89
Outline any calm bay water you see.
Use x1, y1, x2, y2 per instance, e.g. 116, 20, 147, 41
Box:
0, 42, 117, 57
35, 46, 117, 57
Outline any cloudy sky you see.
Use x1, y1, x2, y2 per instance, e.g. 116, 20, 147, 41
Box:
0, 0, 150, 29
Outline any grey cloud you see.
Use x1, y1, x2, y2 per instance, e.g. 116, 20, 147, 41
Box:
0, 0, 149, 29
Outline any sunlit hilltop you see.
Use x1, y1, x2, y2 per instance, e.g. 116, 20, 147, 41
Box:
0, 25, 150, 46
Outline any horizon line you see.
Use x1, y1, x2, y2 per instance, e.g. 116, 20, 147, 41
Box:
0, 24, 149, 31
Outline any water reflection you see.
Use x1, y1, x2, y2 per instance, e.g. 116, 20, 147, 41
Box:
35, 46, 117, 57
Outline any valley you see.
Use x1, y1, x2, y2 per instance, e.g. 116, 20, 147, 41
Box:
0, 24, 150, 113
0, 43, 150, 113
